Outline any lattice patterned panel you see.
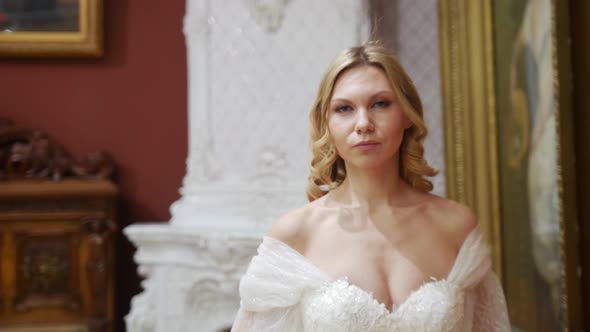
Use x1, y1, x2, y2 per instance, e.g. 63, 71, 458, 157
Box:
396, 0, 446, 196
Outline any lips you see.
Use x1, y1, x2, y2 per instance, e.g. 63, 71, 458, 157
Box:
353, 140, 380, 148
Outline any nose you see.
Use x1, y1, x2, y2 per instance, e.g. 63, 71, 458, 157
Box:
354, 108, 374, 134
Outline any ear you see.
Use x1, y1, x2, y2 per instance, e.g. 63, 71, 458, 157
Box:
402, 113, 413, 130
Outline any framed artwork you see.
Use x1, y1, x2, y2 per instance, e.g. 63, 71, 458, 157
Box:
439, 0, 582, 331
0, 0, 103, 57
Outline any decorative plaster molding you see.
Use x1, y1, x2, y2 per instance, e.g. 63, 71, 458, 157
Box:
124, 224, 260, 332
245, 0, 292, 33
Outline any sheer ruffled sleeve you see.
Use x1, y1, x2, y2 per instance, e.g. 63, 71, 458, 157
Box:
448, 228, 511, 331
447, 228, 493, 288
471, 271, 511, 332
231, 237, 329, 332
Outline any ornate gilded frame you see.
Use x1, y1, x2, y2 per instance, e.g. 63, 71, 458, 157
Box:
439, 0, 581, 330
438, 0, 501, 272
0, 0, 103, 58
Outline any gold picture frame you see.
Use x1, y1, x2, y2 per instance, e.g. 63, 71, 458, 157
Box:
439, 0, 582, 331
0, 0, 103, 58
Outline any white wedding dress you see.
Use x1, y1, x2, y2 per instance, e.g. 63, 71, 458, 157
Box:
231, 227, 510, 332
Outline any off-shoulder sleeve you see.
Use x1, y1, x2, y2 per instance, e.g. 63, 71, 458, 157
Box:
471, 272, 511, 332
447, 228, 511, 331
231, 237, 329, 332
447, 228, 492, 288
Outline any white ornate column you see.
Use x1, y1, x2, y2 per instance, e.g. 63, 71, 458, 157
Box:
124, 1, 368, 331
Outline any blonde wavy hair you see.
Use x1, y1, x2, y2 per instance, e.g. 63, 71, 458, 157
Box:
307, 41, 438, 201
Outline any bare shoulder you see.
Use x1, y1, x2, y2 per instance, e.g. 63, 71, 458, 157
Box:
423, 195, 478, 249
267, 198, 323, 253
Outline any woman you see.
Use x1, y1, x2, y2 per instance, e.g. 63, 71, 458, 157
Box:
231, 42, 510, 331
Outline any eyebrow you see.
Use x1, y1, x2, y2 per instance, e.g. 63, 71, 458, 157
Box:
330, 90, 395, 104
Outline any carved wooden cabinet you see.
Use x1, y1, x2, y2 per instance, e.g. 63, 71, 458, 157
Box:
0, 180, 117, 332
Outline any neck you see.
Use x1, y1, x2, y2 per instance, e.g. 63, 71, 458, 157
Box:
332, 156, 408, 209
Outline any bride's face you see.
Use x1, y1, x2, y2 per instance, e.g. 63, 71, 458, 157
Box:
327, 65, 411, 171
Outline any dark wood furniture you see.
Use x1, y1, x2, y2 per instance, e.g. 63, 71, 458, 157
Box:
0, 118, 117, 331
0, 179, 117, 332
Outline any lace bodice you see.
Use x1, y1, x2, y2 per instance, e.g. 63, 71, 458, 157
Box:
232, 228, 510, 332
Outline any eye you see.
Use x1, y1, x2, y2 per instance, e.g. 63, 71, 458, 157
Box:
372, 100, 391, 109
334, 105, 354, 113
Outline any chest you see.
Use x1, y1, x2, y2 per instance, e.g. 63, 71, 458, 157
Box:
303, 227, 458, 310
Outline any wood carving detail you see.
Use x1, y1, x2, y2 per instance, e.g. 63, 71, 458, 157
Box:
83, 214, 116, 330
0, 118, 115, 181
14, 232, 82, 312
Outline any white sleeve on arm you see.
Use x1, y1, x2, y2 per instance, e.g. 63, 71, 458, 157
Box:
230, 237, 329, 332
472, 272, 511, 332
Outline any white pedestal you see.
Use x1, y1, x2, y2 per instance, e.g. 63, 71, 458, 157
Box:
124, 224, 260, 332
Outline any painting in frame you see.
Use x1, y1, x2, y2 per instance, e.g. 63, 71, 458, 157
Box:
0, 0, 103, 58
439, 0, 582, 330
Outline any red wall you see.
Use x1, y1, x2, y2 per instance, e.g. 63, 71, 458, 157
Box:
0, 0, 187, 329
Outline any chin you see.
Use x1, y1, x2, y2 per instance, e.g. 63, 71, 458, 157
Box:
344, 156, 394, 171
